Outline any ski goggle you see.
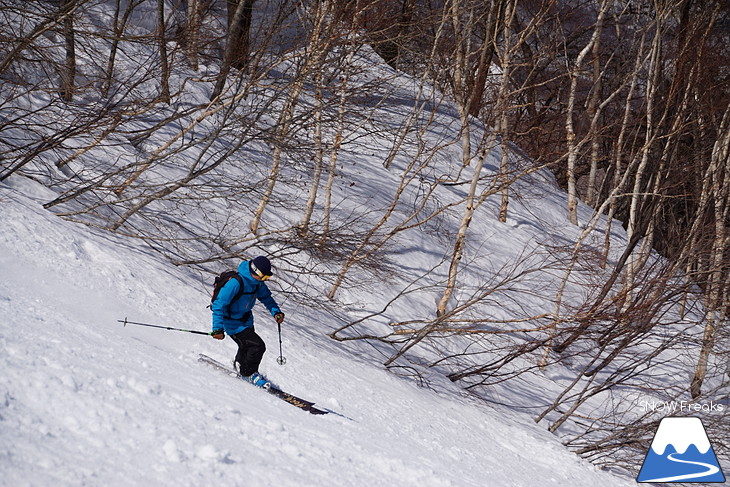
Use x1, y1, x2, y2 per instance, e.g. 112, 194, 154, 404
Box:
250, 262, 272, 281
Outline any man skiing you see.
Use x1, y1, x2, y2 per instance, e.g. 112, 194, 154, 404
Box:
211, 256, 284, 388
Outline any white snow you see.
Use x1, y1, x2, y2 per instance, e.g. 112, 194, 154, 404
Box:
0, 168, 639, 487
1, 4, 718, 484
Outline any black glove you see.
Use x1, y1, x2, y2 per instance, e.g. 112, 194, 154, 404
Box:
211, 329, 225, 340
274, 313, 285, 324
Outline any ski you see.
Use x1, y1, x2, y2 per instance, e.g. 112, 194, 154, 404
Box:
198, 353, 329, 415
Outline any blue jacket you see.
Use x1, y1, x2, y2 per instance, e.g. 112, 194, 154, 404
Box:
211, 260, 282, 335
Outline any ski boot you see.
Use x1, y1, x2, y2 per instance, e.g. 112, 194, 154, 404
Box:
243, 371, 271, 390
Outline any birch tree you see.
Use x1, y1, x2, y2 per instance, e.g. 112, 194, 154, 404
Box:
212, 0, 257, 100
565, 0, 609, 225
250, 0, 335, 235
437, 0, 540, 316
691, 106, 730, 398
59, 0, 77, 101
156, 0, 170, 103
186, 0, 202, 71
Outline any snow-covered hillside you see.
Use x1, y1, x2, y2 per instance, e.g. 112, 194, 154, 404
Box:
2, 2, 727, 485
0, 178, 638, 486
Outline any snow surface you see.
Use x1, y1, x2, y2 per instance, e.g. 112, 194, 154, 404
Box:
3, 3, 723, 484
0, 176, 638, 486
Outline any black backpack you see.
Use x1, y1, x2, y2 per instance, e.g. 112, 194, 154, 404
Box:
210, 270, 245, 306
208, 270, 261, 316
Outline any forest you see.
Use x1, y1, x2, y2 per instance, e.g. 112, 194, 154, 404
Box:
1, 0, 728, 470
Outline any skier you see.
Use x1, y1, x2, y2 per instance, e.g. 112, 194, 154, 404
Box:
211, 256, 285, 388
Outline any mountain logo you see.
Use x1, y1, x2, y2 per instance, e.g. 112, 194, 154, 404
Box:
637, 417, 726, 483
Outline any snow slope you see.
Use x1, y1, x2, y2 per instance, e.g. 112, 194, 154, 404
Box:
0, 176, 638, 486
4, 4, 725, 484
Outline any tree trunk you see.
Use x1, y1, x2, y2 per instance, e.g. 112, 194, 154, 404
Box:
250, 0, 331, 235
565, 0, 608, 225
157, 0, 171, 103
691, 106, 730, 398
187, 0, 201, 71
585, 10, 604, 207
212, 0, 256, 100
437, 0, 517, 316
59, 0, 76, 102
226, 0, 256, 70
623, 26, 663, 303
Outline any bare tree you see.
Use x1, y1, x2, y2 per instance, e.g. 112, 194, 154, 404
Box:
212, 0, 257, 100
186, 0, 202, 71
691, 105, 730, 398
564, 0, 609, 225
227, 0, 256, 70
250, 0, 337, 235
103, 0, 144, 97
436, 0, 547, 316
0, 3, 74, 78
52, 0, 78, 102
157, 0, 171, 103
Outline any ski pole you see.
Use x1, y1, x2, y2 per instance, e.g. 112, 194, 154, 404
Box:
276, 321, 287, 366
117, 317, 212, 336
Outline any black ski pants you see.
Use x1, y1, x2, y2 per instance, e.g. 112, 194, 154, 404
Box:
231, 327, 266, 377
